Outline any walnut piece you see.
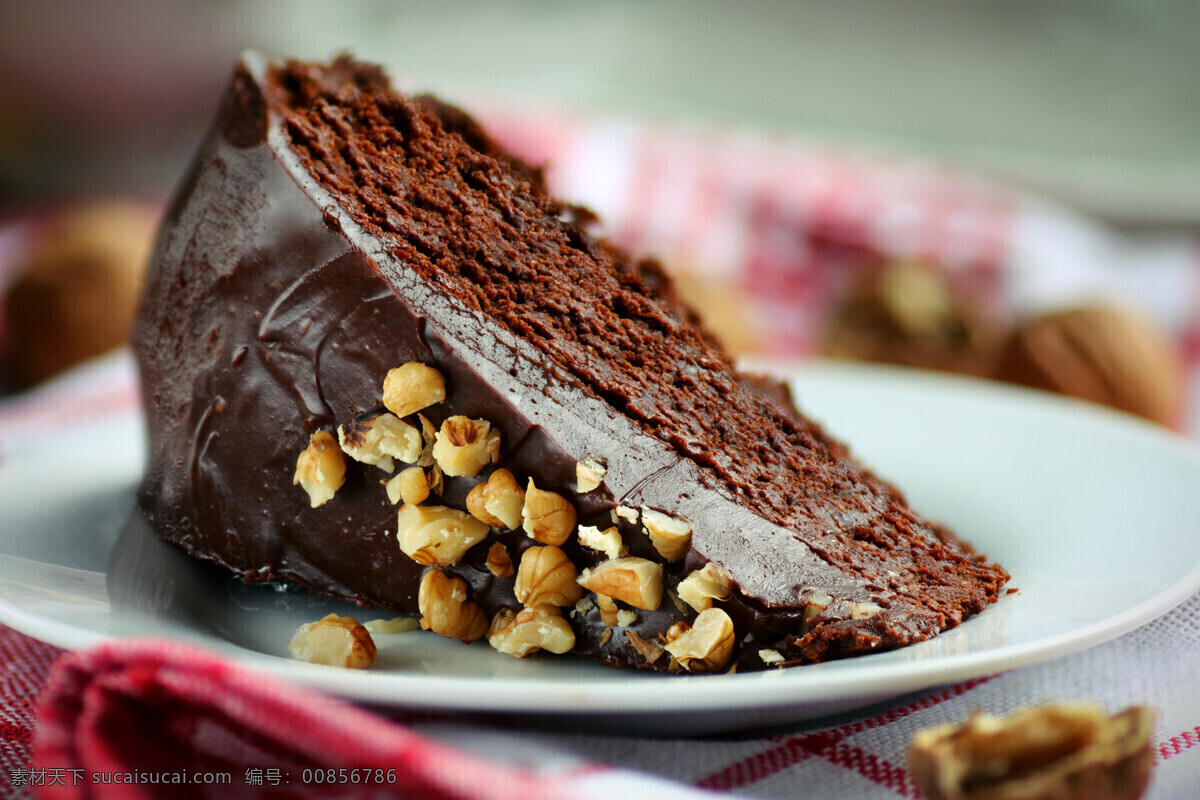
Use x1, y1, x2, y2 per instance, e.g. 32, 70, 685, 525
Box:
663, 608, 736, 671
575, 456, 607, 493
382, 362, 446, 418
288, 614, 376, 668
641, 507, 693, 560
293, 431, 346, 508
337, 412, 421, 472
385, 466, 430, 506
397, 504, 490, 567
417, 568, 488, 642
466, 468, 525, 529
487, 605, 576, 657
908, 704, 1156, 800
485, 542, 514, 578
577, 557, 663, 611
514, 545, 583, 607
676, 562, 733, 613
577, 525, 626, 560
521, 479, 577, 546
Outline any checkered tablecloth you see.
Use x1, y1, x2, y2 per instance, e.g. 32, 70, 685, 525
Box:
2, 105, 1199, 799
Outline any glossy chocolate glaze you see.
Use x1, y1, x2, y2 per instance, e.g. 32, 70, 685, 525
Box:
134, 54, 1008, 672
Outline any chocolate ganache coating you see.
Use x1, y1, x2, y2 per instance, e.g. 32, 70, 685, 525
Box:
134, 53, 1008, 672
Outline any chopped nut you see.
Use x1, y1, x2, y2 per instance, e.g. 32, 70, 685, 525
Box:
758, 648, 785, 666
577, 557, 663, 611
577, 525, 626, 560
466, 468, 524, 529
663, 608, 736, 671
363, 616, 420, 635
481, 469, 525, 529
293, 431, 346, 508
597, 627, 613, 646
572, 596, 596, 618
417, 568, 488, 642
641, 507, 693, 560
426, 464, 444, 496
485, 542, 514, 578
521, 479, 577, 546
397, 504, 490, 567
432, 416, 498, 478
576, 456, 607, 493
676, 562, 733, 613
804, 592, 834, 623
288, 614, 376, 668
487, 605, 576, 657
908, 704, 1156, 800
466, 482, 505, 527
625, 630, 664, 664
416, 413, 437, 467
850, 600, 884, 619
514, 545, 583, 607
382, 362, 446, 418
337, 412, 421, 472
615, 609, 638, 627
385, 466, 429, 506
614, 505, 639, 524
595, 594, 620, 626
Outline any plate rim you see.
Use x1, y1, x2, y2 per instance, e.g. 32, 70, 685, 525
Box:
3, 359, 1200, 720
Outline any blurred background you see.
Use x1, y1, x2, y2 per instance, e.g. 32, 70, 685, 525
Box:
1, 0, 1198, 428
4, 0, 1200, 221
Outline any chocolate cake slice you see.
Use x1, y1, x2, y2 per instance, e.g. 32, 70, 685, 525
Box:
134, 53, 1008, 673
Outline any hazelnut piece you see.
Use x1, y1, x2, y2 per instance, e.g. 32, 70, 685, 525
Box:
432, 416, 500, 478
514, 546, 583, 607
487, 605, 576, 657
293, 431, 346, 508
521, 479, 577, 546
466, 468, 525, 529
676, 562, 733, 613
641, 507, 693, 561
288, 614, 376, 668
397, 504, 490, 567
385, 466, 430, 506
575, 456, 607, 493
577, 557, 663, 611
485, 542, 514, 578
382, 362, 446, 418
417, 568, 488, 643
663, 608, 736, 671
577, 525, 626, 560
337, 412, 421, 472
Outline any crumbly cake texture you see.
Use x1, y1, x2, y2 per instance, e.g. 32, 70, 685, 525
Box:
134, 54, 1008, 673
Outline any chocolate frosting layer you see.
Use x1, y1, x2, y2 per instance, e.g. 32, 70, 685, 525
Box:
134, 53, 1008, 672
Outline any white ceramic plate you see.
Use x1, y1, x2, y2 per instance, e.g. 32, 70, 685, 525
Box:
3, 361, 1200, 735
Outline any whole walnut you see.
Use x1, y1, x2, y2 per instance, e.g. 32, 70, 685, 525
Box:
3, 201, 157, 388
993, 305, 1183, 428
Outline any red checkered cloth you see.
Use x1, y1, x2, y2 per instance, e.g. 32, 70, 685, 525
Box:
3, 110, 1200, 799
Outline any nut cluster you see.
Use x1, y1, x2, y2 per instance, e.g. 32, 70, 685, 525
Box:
293, 360, 742, 671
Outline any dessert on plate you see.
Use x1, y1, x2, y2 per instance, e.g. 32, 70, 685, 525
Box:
134, 53, 1008, 673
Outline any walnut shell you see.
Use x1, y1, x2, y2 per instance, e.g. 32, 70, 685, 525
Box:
908, 704, 1155, 800
4, 201, 157, 388
993, 305, 1183, 427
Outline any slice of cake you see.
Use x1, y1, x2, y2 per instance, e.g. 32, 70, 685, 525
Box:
134, 53, 1008, 673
